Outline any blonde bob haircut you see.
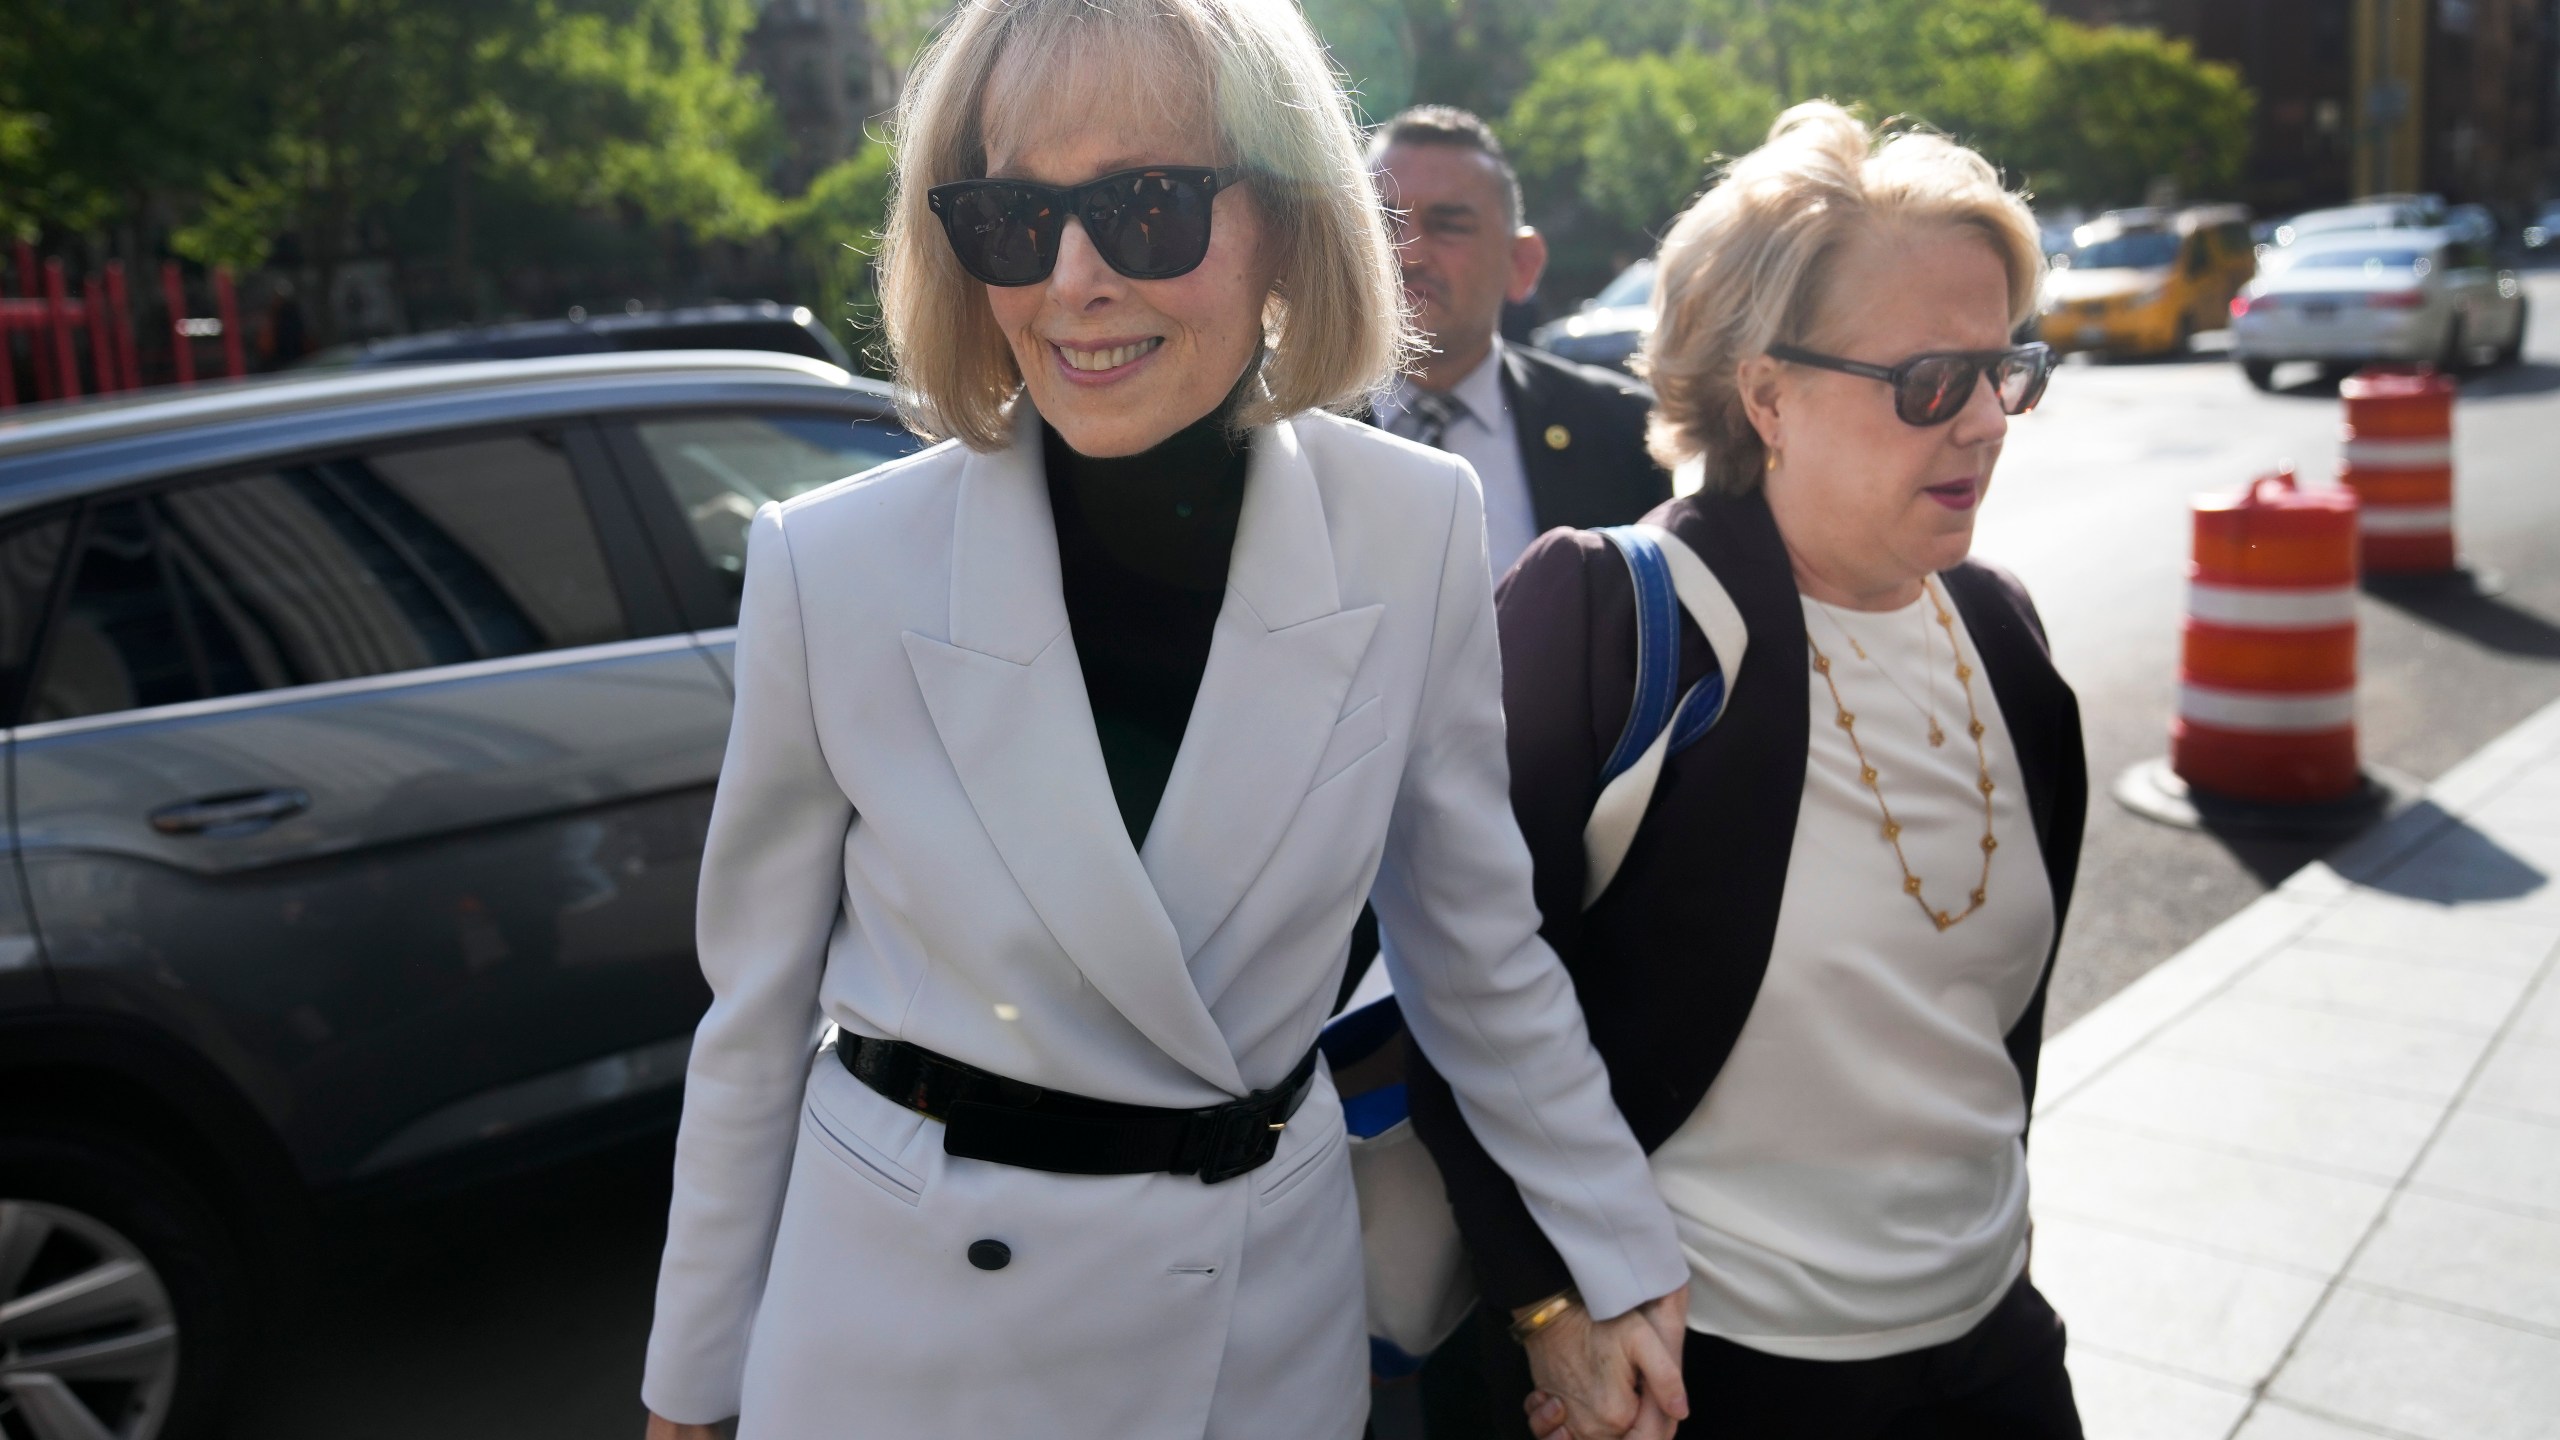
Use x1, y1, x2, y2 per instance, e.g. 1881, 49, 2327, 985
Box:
1642, 101, 2044, 495
878, 0, 1413, 450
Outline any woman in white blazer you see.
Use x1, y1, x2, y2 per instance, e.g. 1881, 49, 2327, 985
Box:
638, 3, 1688, 1437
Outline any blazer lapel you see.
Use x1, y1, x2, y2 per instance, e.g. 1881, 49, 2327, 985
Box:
1141, 416, 1383, 968
1941, 563, 2085, 927
902, 404, 1244, 1096
1595, 489, 1811, 1147
1501, 347, 1576, 532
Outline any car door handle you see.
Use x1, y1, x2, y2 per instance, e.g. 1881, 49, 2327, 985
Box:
149, 789, 311, 837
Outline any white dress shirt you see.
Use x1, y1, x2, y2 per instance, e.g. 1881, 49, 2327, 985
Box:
1648, 590, 2054, 1360
1380, 339, 1540, 576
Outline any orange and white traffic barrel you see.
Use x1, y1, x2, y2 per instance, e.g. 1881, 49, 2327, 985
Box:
2170, 468, 2362, 804
2338, 367, 2456, 574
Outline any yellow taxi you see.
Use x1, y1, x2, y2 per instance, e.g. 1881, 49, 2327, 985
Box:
2036, 205, 2256, 359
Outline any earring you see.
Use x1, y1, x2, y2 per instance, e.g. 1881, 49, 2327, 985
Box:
1765, 447, 1780, 473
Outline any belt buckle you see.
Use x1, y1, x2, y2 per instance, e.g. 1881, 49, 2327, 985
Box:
1189, 1101, 1286, 1185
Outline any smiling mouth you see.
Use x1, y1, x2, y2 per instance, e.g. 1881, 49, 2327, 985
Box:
1055, 337, 1163, 372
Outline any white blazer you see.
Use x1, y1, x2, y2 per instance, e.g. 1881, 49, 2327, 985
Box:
640, 402, 1684, 1438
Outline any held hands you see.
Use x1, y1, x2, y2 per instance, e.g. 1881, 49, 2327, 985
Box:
1518, 1288, 1691, 1440
643, 1413, 722, 1440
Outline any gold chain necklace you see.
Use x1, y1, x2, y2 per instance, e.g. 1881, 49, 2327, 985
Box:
1811, 597, 1945, 746
1804, 577, 1997, 932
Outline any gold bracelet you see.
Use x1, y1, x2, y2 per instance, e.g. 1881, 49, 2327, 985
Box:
1507, 1288, 1581, 1344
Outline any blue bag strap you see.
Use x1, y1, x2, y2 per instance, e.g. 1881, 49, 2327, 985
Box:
1595, 525, 1682, 787
1581, 523, 1746, 908
1667, 667, 1726, 756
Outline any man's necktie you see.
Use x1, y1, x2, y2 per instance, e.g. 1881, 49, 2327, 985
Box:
1402, 389, 1471, 450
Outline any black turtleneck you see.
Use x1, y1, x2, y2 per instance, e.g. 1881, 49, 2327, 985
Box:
1043, 401, 1250, 847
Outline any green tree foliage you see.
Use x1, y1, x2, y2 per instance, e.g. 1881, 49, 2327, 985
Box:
781, 136, 896, 366
1497, 0, 2254, 301
0, 0, 260, 241
168, 0, 456, 273
2, 0, 802, 334
1684, 0, 2046, 124
480, 0, 784, 240
1, 0, 2256, 342
1506, 40, 1777, 235
2002, 23, 2252, 209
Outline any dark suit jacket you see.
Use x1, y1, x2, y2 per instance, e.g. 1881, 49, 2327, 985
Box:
1493, 343, 1671, 536
1336, 344, 1675, 1004
1407, 486, 2088, 1309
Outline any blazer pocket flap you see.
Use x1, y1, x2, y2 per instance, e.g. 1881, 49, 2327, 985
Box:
1307, 696, 1387, 792
805, 1061, 927, 1204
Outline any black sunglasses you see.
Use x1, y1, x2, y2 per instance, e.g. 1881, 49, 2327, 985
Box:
1767, 342, 2055, 426
925, 166, 1242, 287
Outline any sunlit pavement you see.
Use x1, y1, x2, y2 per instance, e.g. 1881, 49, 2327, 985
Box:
219, 270, 2560, 1436
2031, 691, 2560, 1438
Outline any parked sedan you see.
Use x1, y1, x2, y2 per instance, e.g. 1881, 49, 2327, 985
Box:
2263, 200, 2430, 248
0, 351, 916, 1439
299, 299, 853, 372
2524, 204, 2560, 251
1528, 258, 1654, 372
2229, 228, 2528, 389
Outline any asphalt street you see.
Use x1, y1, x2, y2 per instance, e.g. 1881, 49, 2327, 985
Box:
222, 265, 2560, 1436
1979, 262, 2560, 1031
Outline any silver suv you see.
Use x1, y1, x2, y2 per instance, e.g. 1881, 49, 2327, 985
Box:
0, 351, 915, 1439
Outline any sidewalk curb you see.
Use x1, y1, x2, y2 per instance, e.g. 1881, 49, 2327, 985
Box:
2038, 692, 2560, 1119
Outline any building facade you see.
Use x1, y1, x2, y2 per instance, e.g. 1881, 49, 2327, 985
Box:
744, 0, 897, 192
2049, 0, 2556, 213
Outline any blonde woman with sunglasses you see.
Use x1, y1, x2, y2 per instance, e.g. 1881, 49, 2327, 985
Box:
1410, 103, 2089, 1439
636, 2, 1692, 1437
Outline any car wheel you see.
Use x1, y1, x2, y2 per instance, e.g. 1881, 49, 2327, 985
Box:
2172, 316, 2193, 356
2242, 359, 2278, 391
0, 1128, 247, 1440
2437, 318, 2468, 373
2496, 299, 2528, 367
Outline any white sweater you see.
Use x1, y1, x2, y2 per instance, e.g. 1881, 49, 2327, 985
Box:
1649, 590, 2054, 1360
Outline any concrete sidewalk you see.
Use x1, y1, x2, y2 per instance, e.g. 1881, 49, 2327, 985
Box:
2032, 697, 2560, 1439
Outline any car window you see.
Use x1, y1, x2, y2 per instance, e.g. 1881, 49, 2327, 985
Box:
1592, 260, 1656, 309
2070, 231, 2180, 270
626, 412, 918, 616
0, 513, 75, 719
28, 431, 629, 724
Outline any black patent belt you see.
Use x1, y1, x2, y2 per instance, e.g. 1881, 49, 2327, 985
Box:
837, 1035, 1319, 1185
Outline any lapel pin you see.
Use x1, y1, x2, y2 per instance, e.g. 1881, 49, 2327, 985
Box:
1545, 425, 1571, 451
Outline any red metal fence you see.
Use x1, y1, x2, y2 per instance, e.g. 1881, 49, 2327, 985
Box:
0, 244, 246, 408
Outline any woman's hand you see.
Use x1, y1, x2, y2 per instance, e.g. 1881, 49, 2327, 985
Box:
1518, 1289, 1690, 1440
644, 1412, 723, 1440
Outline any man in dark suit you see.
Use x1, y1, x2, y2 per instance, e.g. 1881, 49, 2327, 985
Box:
1352, 107, 1675, 1440
1366, 107, 1670, 577
1345, 110, 1674, 1003
1342, 111, 1676, 1008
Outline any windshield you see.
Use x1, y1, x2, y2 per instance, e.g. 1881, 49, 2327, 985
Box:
2281, 246, 2432, 273
1592, 260, 1655, 309
2068, 231, 2179, 270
